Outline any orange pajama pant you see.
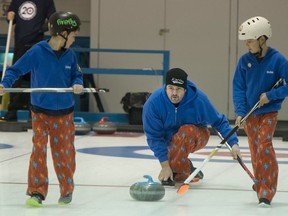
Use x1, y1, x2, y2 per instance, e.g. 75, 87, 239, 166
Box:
168, 125, 210, 182
243, 112, 278, 202
27, 111, 76, 199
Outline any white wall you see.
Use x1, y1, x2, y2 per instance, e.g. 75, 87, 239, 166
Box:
2, 0, 288, 120
89, 0, 165, 113
89, 0, 288, 121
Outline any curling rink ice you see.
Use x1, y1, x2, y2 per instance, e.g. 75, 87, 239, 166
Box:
1, 129, 288, 216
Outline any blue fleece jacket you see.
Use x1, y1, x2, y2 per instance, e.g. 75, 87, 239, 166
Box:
1, 40, 83, 110
143, 80, 238, 163
233, 47, 288, 117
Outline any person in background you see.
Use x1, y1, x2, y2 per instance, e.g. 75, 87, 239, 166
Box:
0, 11, 82, 207
143, 68, 240, 186
0, 0, 56, 122
233, 16, 288, 207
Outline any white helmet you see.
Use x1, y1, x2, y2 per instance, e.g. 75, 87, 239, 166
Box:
238, 16, 272, 40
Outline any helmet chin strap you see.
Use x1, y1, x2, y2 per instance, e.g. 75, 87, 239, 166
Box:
253, 37, 265, 58
253, 47, 262, 58
59, 33, 68, 48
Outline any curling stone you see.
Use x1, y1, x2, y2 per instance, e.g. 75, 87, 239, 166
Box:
73, 117, 91, 135
92, 117, 117, 134
130, 175, 165, 201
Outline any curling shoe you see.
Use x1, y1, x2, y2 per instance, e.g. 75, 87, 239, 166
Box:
161, 177, 175, 186
189, 160, 204, 182
258, 198, 271, 208
58, 193, 73, 205
26, 192, 43, 207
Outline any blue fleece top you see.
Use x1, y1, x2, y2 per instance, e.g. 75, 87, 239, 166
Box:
143, 80, 238, 163
1, 40, 83, 110
233, 47, 288, 117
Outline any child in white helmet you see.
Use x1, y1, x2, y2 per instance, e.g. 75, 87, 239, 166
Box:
233, 16, 288, 207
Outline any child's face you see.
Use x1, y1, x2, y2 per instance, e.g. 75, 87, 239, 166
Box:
65, 31, 78, 48
244, 39, 260, 54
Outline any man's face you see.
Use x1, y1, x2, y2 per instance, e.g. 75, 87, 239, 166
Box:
166, 84, 186, 104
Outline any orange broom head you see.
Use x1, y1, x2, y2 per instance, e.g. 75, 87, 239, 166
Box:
177, 184, 190, 195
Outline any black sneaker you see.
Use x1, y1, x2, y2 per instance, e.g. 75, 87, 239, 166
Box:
189, 160, 204, 180
258, 198, 271, 208
161, 177, 175, 186
0, 111, 17, 122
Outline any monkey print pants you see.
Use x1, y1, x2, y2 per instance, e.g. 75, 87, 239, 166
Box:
27, 111, 76, 199
168, 125, 210, 182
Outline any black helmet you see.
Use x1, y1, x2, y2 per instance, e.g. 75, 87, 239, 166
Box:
49, 11, 81, 36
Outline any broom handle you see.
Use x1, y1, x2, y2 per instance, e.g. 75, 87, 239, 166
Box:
2, 20, 13, 81
3, 87, 109, 93
179, 78, 283, 187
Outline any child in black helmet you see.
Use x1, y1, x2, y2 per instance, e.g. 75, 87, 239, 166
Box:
0, 0, 56, 122
0, 11, 83, 207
